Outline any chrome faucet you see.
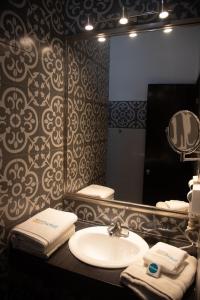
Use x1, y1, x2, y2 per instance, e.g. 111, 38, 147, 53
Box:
107, 220, 129, 237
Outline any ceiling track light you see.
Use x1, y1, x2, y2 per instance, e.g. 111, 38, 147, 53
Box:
84, 4, 170, 32
119, 6, 128, 25
159, 0, 169, 19
85, 15, 94, 31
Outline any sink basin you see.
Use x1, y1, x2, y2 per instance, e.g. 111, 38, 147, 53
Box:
68, 226, 149, 269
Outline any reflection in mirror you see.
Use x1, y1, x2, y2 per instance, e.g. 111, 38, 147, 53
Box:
107, 25, 200, 207
167, 110, 200, 154
161, 110, 200, 213
67, 24, 200, 212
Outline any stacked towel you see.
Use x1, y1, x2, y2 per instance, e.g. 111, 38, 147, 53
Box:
156, 200, 189, 212
121, 242, 197, 300
143, 242, 188, 274
77, 184, 115, 200
120, 256, 197, 300
10, 208, 78, 258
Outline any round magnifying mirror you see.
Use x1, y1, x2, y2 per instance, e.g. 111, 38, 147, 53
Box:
167, 110, 200, 154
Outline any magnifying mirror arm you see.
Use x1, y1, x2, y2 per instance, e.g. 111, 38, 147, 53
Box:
181, 151, 200, 162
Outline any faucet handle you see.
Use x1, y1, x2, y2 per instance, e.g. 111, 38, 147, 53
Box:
107, 220, 129, 237
119, 225, 129, 238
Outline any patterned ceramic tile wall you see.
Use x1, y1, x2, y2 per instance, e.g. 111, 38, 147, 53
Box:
0, 1, 199, 298
108, 101, 147, 129
66, 39, 110, 192
65, 0, 200, 35
0, 0, 65, 252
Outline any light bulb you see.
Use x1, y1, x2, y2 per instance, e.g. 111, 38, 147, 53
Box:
119, 17, 128, 25
85, 16, 94, 31
119, 6, 128, 25
159, 10, 169, 19
129, 32, 137, 38
98, 36, 106, 42
159, 0, 169, 19
163, 27, 172, 33
85, 24, 94, 31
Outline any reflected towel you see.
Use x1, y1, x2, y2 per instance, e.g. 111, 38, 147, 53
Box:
143, 242, 188, 275
156, 200, 189, 212
77, 184, 114, 200
120, 255, 197, 300
10, 208, 78, 257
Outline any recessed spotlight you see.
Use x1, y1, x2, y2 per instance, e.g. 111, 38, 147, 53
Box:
98, 36, 106, 42
129, 32, 138, 38
163, 27, 172, 33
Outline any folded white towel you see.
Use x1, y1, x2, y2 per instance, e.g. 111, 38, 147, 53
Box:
77, 184, 114, 200
156, 200, 189, 212
10, 208, 78, 257
11, 225, 75, 258
143, 242, 188, 275
120, 255, 197, 300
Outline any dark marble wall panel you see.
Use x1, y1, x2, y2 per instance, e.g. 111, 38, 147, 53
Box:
65, 0, 200, 35
66, 39, 110, 193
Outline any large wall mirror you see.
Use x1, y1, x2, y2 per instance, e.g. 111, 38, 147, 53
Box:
66, 22, 200, 213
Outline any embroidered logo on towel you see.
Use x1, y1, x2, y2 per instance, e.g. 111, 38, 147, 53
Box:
33, 218, 58, 229
157, 249, 178, 262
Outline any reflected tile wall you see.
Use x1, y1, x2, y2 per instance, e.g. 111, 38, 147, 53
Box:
66, 39, 110, 193
64, 196, 190, 245
108, 101, 147, 129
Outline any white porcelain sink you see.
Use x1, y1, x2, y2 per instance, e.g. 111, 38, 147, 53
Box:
68, 226, 149, 269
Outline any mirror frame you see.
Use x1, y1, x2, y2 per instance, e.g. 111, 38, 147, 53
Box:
65, 16, 200, 216
65, 192, 188, 218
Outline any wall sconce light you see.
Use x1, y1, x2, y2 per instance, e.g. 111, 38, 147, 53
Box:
119, 6, 128, 25
85, 16, 94, 31
129, 31, 138, 38
159, 0, 169, 19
